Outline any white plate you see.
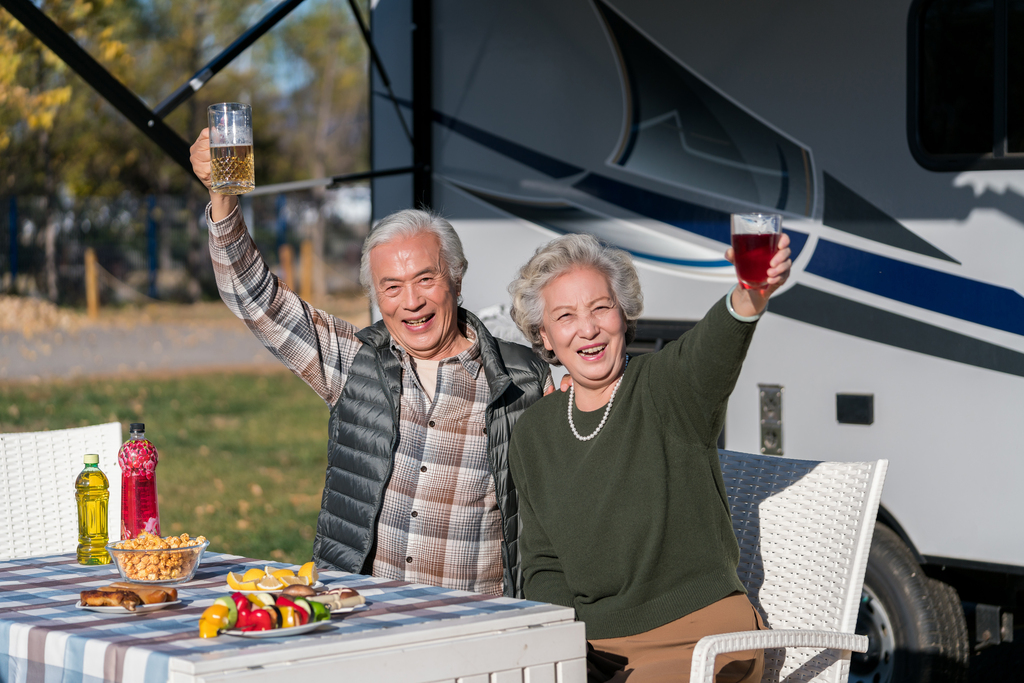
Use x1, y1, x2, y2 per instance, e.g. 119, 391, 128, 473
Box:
222, 621, 331, 638
235, 581, 325, 594
330, 603, 368, 615
76, 600, 181, 614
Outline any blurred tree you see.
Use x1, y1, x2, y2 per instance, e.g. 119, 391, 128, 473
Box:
129, 0, 271, 299
274, 0, 368, 301
275, 0, 368, 181
0, 0, 135, 299
1, 0, 369, 302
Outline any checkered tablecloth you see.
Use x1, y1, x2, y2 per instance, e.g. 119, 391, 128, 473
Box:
0, 553, 547, 683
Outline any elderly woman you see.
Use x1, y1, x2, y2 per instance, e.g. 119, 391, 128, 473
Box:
507, 232, 791, 683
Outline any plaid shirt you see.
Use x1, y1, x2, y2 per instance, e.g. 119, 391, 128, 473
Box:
207, 204, 551, 596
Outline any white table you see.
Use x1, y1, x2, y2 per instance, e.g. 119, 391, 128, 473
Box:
0, 553, 587, 683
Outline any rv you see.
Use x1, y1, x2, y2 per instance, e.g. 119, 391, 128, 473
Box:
371, 1, 1024, 681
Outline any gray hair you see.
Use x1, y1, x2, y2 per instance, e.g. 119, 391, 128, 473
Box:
508, 233, 643, 365
359, 209, 469, 304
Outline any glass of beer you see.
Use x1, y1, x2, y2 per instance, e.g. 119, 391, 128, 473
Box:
208, 102, 254, 195
730, 213, 781, 289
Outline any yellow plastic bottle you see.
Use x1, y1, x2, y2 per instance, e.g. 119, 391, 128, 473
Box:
75, 453, 111, 565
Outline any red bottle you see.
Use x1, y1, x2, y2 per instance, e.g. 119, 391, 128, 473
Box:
118, 422, 161, 539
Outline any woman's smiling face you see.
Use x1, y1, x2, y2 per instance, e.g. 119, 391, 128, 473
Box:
539, 267, 627, 393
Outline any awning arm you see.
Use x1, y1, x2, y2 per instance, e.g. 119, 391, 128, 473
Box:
346, 0, 412, 145
153, 0, 309, 118
244, 165, 417, 196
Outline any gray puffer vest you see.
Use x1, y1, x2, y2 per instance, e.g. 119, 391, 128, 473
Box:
310, 309, 549, 597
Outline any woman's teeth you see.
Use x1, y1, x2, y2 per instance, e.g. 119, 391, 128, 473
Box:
578, 345, 606, 356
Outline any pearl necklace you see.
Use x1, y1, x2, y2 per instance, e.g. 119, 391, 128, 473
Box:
567, 355, 630, 442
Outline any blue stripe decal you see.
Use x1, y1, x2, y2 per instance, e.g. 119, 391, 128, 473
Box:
452, 182, 732, 267
806, 239, 1024, 336
573, 173, 809, 260
530, 220, 733, 267
575, 173, 730, 241
409, 101, 812, 264
630, 253, 731, 267
531, 217, 733, 267
770, 285, 1024, 377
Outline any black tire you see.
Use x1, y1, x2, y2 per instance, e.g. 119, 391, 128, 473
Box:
849, 523, 969, 683
926, 577, 970, 682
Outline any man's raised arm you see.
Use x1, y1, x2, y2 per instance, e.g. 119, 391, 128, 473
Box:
190, 129, 360, 406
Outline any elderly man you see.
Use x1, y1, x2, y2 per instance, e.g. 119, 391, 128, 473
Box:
190, 130, 552, 597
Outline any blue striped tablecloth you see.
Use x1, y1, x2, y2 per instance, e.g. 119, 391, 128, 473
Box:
0, 553, 547, 683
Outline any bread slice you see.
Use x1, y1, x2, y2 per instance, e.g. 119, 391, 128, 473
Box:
81, 589, 142, 611
105, 582, 177, 604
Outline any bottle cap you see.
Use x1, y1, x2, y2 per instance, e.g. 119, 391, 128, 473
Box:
130, 423, 145, 432
83, 454, 99, 464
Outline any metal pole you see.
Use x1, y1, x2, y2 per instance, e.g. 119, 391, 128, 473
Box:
243, 167, 415, 197
328, 165, 416, 189
347, 0, 412, 145
153, 0, 310, 118
147, 196, 158, 299
412, 0, 433, 210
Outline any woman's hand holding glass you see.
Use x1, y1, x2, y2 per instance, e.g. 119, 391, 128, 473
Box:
724, 231, 792, 318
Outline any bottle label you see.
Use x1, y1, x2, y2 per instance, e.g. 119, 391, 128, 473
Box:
118, 438, 159, 477
119, 438, 161, 539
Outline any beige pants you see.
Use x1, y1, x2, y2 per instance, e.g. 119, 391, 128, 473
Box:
586, 593, 765, 683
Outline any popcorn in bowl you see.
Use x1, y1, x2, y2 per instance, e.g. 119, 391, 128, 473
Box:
106, 533, 209, 584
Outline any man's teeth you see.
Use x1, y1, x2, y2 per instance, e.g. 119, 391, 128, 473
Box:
407, 315, 430, 325
578, 345, 606, 356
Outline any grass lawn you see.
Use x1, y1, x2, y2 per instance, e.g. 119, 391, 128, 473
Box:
0, 370, 331, 565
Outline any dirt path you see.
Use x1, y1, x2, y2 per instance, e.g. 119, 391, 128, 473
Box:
0, 295, 371, 382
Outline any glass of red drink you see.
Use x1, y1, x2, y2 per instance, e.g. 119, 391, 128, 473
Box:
731, 213, 782, 289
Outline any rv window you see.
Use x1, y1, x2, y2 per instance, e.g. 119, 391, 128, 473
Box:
917, 0, 993, 155
909, 0, 1024, 169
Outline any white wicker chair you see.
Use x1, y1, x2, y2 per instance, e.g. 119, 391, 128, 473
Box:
0, 422, 122, 561
689, 451, 888, 683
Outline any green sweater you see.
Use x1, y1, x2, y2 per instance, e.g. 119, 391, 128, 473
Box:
508, 296, 756, 639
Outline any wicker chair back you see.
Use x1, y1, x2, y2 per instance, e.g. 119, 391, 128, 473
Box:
717, 450, 888, 683
0, 422, 123, 561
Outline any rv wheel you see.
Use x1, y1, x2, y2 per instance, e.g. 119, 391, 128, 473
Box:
849, 523, 968, 683
925, 577, 970, 682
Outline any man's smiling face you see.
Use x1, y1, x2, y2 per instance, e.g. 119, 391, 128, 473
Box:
369, 231, 465, 361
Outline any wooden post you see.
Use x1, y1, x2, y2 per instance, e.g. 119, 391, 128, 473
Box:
300, 239, 313, 302
279, 244, 295, 290
84, 247, 99, 319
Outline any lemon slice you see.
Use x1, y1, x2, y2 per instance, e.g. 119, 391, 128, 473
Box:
297, 561, 319, 583
279, 575, 311, 586
256, 575, 285, 591
271, 567, 296, 580
226, 572, 258, 591
242, 568, 266, 583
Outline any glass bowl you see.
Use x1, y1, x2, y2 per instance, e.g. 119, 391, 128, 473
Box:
105, 539, 210, 585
